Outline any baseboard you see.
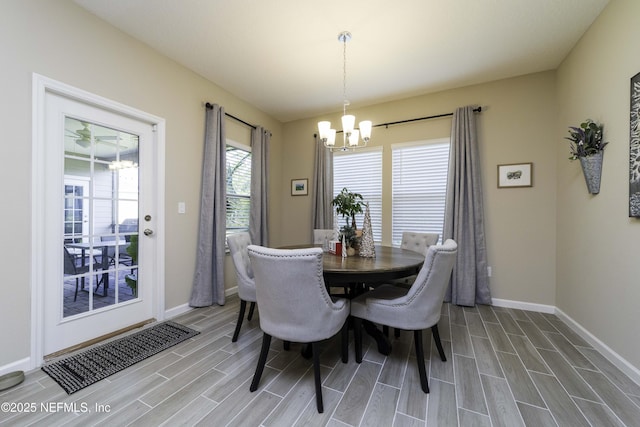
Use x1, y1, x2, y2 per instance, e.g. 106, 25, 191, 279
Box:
164, 287, 239, 320
0, 357, 31, 377
164, 303, 193, 320
491, 298, 555, 314
554, 307, 640, 387
492, 297, 640, 387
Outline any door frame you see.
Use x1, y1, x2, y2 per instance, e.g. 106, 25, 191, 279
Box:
31, 73, 166, 369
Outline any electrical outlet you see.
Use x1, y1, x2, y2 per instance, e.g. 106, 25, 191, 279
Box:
487, 266, 492, 277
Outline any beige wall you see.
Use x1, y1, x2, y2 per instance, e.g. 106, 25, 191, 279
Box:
556, 0, 640, 368
281, 72, 558, 307
3, 0, 638, 375
0, 0, 282, 367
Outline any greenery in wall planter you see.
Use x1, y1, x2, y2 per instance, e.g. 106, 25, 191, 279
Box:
564, 119, 608, 194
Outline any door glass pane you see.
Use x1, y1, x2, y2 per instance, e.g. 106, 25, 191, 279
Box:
63, 117, 139, 318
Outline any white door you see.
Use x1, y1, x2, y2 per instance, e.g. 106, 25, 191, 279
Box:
37, 84, 163, 357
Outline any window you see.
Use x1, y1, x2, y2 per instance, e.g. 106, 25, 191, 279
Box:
392, 138, 450, 246
333, 148, 382, 241
226, 141, 251, 238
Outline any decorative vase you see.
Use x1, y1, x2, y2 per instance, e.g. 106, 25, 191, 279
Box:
579, 151, 603, 194
359, 203, 376, 258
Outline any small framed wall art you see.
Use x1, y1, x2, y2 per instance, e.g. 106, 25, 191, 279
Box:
497, 163, 533, 188
291, 178, 308, 196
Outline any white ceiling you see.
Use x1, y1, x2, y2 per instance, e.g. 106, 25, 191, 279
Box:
74, 0, 609, 123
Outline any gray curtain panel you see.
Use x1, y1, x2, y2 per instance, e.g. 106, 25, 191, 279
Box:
250, 126, 270, 246
190, 104, 227, 307
443, 106, 491, 306
311, 134, 334, 241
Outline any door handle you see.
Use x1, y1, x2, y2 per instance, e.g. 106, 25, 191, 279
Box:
143, 228, 154, 236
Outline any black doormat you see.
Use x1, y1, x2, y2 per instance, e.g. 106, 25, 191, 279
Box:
41, 321, 199, 394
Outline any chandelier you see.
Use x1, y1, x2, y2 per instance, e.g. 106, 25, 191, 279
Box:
318, 31, 372, 151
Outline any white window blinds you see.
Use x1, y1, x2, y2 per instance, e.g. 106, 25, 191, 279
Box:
392, 138, 450, 246
226, 142, 251, 238
333, 148, 382, 242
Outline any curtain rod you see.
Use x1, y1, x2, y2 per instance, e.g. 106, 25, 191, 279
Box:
205, 102, 256, 130
330, 106, 482, 134
374, 106, 482, 129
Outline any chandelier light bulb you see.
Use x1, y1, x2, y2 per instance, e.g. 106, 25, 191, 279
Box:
326, 129, 336, 146
348, 129, 360, 147
359, 121, 372, 142
341, 114, 355, 135
318, 121, 331, 141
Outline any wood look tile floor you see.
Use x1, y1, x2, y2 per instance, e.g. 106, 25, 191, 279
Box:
2, 296, 640, 426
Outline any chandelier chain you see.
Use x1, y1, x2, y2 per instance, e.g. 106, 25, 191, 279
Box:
342, 34, 348, 115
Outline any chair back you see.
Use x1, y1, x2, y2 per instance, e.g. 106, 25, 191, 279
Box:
248, 245, 349, 342
227, 232, 256, 302
63, 246, 91, 275
402, 239, 457, 328
63, 247, 77, 275
313, 229, 336, 244
400, 232, 439, 255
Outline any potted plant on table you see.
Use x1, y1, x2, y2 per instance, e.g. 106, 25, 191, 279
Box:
564, 119, 608, 194
332, 188, 364, 255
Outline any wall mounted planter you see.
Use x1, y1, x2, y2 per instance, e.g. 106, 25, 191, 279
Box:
580, 151, 603, 194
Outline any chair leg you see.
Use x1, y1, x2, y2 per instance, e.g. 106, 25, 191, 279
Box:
74, 277, 80, 301
232, 300, 247, 342
353, 318, 363, 363
311, 341, 324, 413
394, 328, 401, 338
341, 320, 349, 363
414, 330, 429, 393
283, 341, 291, 351
247, 301, 256, 321
382, 325, 389, 337
250, 333, 272, 392
432, 324, 447, 362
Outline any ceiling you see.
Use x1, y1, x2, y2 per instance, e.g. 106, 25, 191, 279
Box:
74, 0, 609, 123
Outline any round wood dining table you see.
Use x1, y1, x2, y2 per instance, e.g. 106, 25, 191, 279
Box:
280, 244, 424, 285
321, 245, 425, 286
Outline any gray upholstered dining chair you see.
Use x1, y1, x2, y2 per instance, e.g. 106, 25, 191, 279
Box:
226, 232, 257, 342
385, 232, 440, 338
313, 228, 336, 244
393, 231, 440, 285
400, 231, 440, 254
350, 239, 457, 393
247, 245, 350, 413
